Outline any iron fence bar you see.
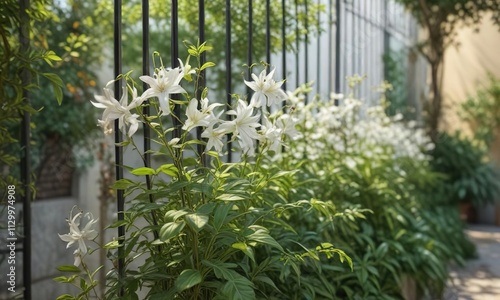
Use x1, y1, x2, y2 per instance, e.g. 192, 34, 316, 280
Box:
19, 0, 32, 297
113, 0, 125, 296
294, 0, 299, 88
171, 0, 181, 141
351, 1, 355, 96
304, 0, 309, 104
281, 0, 286, 93
197, 0, 206, 161
141, 0, 160, 242
198, 0, 206, 97
225, 0, 232, 162
265, 0, 271, 69
335, 0, 341, 105
246, 0, 253, 98
142, 0, 151, 168
316, 0, 321, 96
328, 0, 333, 96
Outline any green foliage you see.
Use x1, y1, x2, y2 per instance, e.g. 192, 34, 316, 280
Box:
90, 0, 324, 97
269, 84, 476, 299
431, 132, 500, 207
460, 75, 500, 147
383, 50, 413, 119
0, 0, 63, 198
30, 0, 106, 172
56, 48, 352, 300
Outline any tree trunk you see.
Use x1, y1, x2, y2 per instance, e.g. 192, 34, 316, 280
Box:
428, 58, 443, 143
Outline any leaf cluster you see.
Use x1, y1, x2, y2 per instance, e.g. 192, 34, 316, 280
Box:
431, 131, 500, 207
0, 0, 63, 200
273, 89, 476, 299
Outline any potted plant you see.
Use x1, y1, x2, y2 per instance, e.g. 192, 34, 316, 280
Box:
430, 132, 500, 222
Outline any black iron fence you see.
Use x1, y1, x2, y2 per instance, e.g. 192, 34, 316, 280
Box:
6, 0, 421, 299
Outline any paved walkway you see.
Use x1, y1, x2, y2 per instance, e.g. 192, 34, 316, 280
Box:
444, 225, 500, 300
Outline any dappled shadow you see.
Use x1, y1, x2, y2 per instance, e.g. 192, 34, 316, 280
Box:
444, 225, 500, 300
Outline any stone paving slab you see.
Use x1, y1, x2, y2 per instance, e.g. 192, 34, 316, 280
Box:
444, 225, 500, 300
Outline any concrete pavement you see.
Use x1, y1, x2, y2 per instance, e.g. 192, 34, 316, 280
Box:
444, 225, 500, 300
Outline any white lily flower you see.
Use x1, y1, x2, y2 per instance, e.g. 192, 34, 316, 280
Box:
183, 98, 224, 131
91, 82, 143, 137
277, 114, 301, 140
201, 126, 225, 154
260, 116, 282, 152
183, 98, 210, 131
218, 99, 261, 152
59, 208, 98, 267
140, 66, 186, 116
244, 67, 288, 108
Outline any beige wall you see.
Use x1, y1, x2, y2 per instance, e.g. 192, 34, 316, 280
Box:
441, 13, 500, 225
441, 12, 500, 134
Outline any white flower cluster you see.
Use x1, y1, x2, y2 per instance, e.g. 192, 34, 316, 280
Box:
294, 93, 434, 167
91, 63, 299, 156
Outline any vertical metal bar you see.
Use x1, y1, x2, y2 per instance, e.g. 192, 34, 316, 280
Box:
142, 1, 151, 168
113, 0, 124, 296
197, 0, 206, 159
225, 0, 232, 162
281, 0, 286, 88
281, 0, 286, 92
265, 0, 271, 68
171, 0, 181, 140
316, 0, 321, 97
335, 0, 341, 105
19, 0, 31, 298
304, 0, 309, 104
328, 0, 333, 95
295, 0, 299, 88
246, 0, 253, 97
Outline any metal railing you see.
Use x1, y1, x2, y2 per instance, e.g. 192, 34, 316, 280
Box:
9, 1, 419, 299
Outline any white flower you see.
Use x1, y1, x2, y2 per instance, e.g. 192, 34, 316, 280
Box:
244, 67, 287, 108
201, 126, 225, 154
260, 116, 282, 152
140, 66, 186, 116
91, 82, 143, 136
183, 98, 224, 131
218, 99, 261, 152
183, 98, 210, 131
59, 208, 98, 267
277, 114, 300, 140
178, 58, 196, 79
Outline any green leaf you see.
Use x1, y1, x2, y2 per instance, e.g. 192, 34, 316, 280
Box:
221, 275, 256, 300
56, 265, 81, 273
216, 194, 246, 201
174, 269, 202, 292
253, 275, 280, 293
213, 203, 232, 230
131, 167, 156, 176
200, 62, 216, 71
185, 213, 209, 233
42, 72, 64, 105
246, 228, 283, 251
53, 275, 78, 283
202, 260, 238, 280
160, 221, 185, 242
164, 210, 189, 222
157, 164, 178, 177
112, 178, 135, 189
56, 295, 76, 300
103, 240, 121, 249
232, 242, 255, 262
